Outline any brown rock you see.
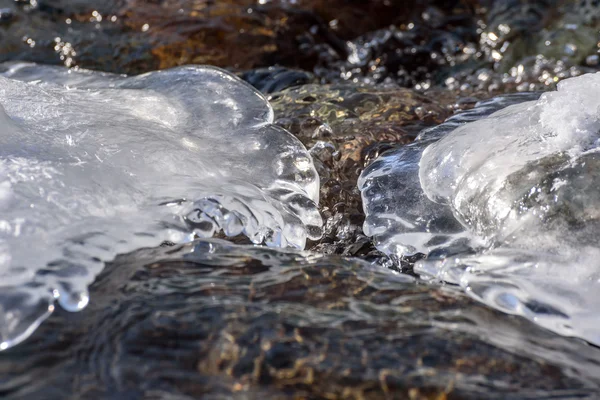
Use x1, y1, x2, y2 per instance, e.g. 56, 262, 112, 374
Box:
269, 83, 451, 254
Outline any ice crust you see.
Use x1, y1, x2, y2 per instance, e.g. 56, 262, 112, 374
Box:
0, 63, 321, 350
360, 75, 600, 344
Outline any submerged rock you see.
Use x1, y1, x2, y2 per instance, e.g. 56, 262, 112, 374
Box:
0, 63, 320, 350
0, 0, 437, 74
0, 0, 151, 72
447, 0, 600, 94
2, 0, 600, 94
240, 66, 316, 94
269, 83, 451, 255
1, 239, 599, 399
2, 2, 600, 396
360, 72, 600, 344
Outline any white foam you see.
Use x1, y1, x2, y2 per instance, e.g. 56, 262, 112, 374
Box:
0, 63, 322, 350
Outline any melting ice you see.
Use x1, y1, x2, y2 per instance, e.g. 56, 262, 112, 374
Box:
360, 73, 600, 345
0, 63, 321, 350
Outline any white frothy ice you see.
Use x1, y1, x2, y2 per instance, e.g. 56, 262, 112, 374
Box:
0, 63, 322, 350
360, 74, 600, 344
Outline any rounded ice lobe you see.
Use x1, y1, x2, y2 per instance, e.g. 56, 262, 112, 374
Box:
0, 63, 322, 350
360, 74, 600, 345
359, 93, 536, 258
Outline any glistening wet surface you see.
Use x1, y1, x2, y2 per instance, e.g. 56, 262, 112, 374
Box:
2, 0, 600, 398
2, 239, 600, 399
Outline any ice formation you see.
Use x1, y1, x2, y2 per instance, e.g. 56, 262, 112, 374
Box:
360, 74, 600, 344
0, 63, 321, 350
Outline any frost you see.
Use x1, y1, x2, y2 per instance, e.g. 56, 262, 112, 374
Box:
0, 63, 321, 350
360, 76, 600, 345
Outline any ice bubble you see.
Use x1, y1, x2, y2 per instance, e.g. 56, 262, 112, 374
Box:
360, 78, 600, 344
0, 62, 322, 350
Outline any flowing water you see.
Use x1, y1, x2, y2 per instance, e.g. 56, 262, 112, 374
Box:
2, 239, 600, 399
1, 0, 600, 398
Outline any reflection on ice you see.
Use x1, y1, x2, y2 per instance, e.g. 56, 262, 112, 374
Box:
359, 94, 537, 258
360, 74, 600, 344
0, 63, 321, 350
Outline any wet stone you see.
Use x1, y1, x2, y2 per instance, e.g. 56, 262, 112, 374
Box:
0, 0, 153, 71
312, 4, 481, 88
0, 7, 13, 23
0, 0, 439, 74
2, 0, 600, 94
268, 83, 452, 255
448, 0, 600, 95
0, 239, 598, 399
0, 1, 600, 398
240, 66, 316, 94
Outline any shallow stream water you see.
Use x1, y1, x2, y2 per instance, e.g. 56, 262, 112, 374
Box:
2, 1, 600, 399
3, 239, 600, 399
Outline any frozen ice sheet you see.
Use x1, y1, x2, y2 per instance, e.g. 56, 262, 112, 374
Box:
360, 77, 600, 344
0, 63, 322, 350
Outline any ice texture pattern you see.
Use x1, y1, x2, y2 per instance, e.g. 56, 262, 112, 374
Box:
360, 74, 600, 345
0, 63, 321, 350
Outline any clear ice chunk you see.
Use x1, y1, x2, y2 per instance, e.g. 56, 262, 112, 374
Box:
0, 62, 322, 350
360, 78, 600, 344
359, 93, 537, 258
